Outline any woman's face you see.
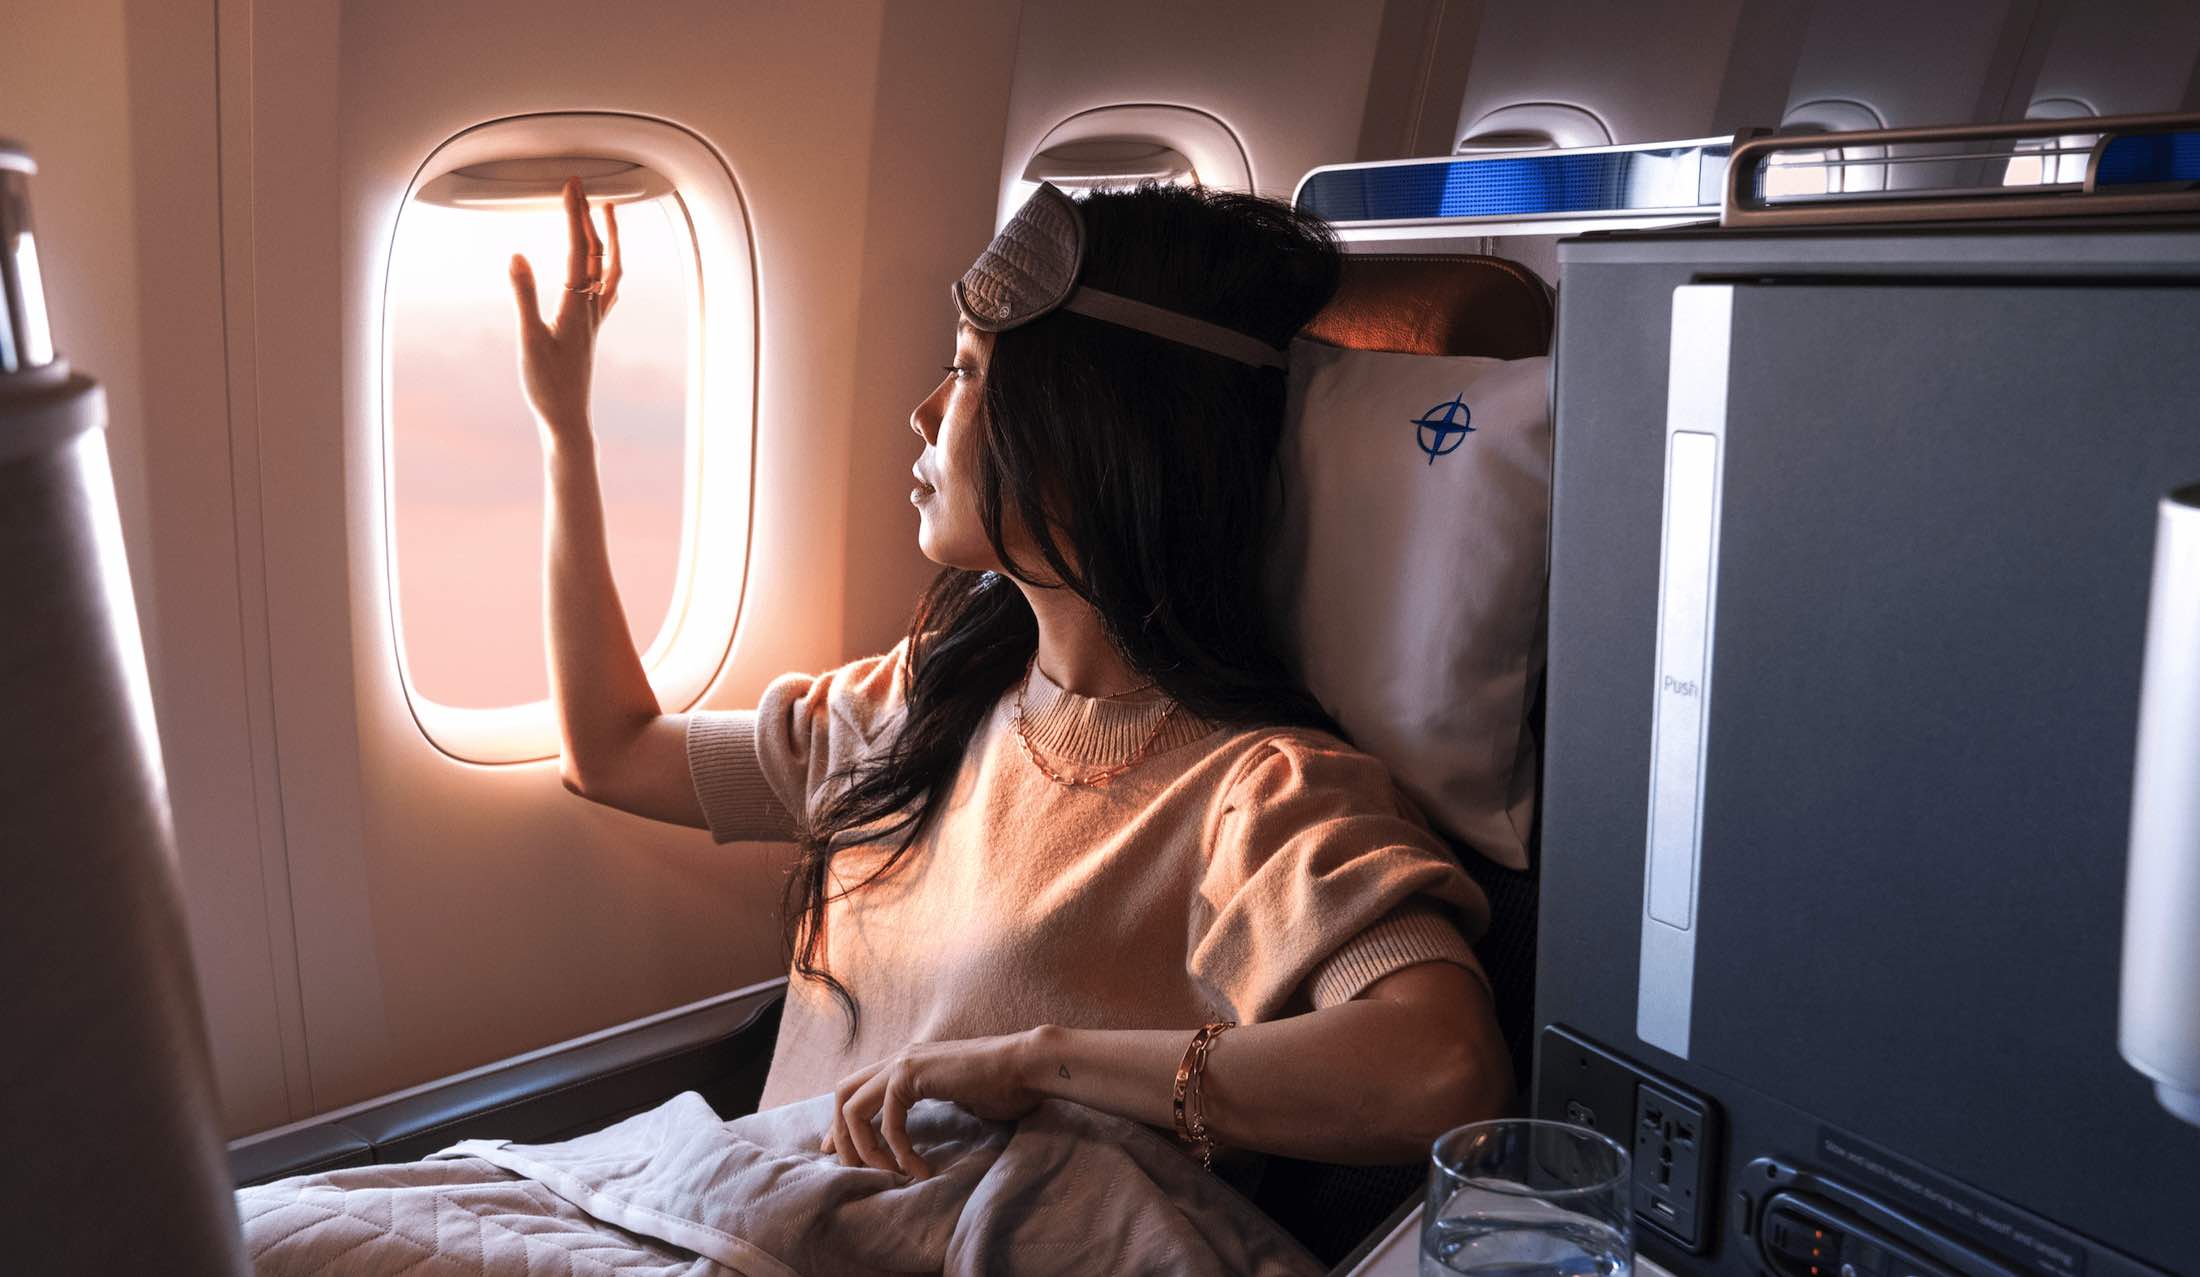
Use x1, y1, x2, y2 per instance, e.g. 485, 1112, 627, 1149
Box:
909, 321, 1010, 572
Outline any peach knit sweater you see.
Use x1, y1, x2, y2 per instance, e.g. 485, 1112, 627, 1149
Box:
686, 641, 1491, 1115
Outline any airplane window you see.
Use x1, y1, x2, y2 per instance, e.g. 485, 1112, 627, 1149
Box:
2000, 135, 2096, 187
1003, 106, 1252, 228
385, 183, 697, 714
2001, 106, 2097, 187
1760, 147, 1835, 199
1758, 144, 1891, 199
1770, 102, 1889, 198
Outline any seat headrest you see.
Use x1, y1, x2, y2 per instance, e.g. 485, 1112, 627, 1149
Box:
1271, 250, 1554, 872
1300, 254, 1553, 360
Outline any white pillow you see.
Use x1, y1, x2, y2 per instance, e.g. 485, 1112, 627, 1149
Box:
1265, 338, 1551, 871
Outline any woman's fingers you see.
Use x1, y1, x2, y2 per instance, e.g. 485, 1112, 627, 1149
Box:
840, 1075, 902, 1174
595, 203, 623, 320
562, 177, 594, 293
561, 179, 591, 289
828, 1066, 875, 1169
507, 254, 544, 337
823, 1058, 935, 1179
827, 1094, 858, 1168
878, 1079, 930, 1180
553, 180, 599, 330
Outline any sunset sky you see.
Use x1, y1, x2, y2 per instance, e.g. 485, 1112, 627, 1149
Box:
387, 195, 695, 708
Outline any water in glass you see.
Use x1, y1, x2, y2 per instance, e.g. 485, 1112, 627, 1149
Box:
1421, 1180, 1631, 1277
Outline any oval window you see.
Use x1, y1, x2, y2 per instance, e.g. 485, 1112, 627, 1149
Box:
383, 115, 756, 764
1005, 104, 1252, 227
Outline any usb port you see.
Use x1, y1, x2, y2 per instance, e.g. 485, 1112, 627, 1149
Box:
1652, 1198, 1678, 1220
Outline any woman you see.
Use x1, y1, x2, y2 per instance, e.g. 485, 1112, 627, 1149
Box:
505, 174, 1514, 1190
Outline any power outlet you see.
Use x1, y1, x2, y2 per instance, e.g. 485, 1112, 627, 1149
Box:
1634, 1081, 1712, 1249
1535, 1026, 1722, 1254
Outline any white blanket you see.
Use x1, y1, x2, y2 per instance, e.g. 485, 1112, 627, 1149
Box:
236, 1091, 1325, 1276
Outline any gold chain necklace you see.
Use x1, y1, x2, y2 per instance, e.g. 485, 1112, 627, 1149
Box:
1011, 654, 1180, 787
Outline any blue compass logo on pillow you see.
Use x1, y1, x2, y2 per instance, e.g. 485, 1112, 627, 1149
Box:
1412, 395, 1474, 464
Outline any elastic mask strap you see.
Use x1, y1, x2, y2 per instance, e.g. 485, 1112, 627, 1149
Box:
1058, 287, 1289, 370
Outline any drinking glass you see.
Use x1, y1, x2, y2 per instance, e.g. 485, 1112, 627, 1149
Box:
1421, 1118, 1633, 1277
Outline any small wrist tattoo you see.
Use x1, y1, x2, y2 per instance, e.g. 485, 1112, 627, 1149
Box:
1057, 1064, 1071, 1080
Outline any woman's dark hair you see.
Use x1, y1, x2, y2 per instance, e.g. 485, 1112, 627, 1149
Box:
782, 181, 1346, 1043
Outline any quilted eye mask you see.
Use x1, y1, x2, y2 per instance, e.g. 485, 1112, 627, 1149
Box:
951, 181, 1289, 370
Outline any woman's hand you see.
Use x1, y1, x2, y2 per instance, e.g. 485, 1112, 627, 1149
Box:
507, 176, 623, 442
822, 1030, 1043, 1179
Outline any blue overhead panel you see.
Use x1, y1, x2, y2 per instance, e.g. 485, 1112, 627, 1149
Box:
2093, 129, 2200, 188
1294, 139, 1731, 232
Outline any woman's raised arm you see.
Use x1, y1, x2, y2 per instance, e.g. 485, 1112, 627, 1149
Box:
507, 176, 701, 827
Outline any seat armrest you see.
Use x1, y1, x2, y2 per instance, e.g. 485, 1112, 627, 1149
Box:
229, 980, 785, 1185
229, 1123, 374, 1188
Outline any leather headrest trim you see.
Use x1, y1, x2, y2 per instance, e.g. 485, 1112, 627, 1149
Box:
1300, 254, 1554, 360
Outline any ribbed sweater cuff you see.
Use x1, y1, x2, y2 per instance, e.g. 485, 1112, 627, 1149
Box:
686, 712, 799, 844
1305, 901, 1490, 1010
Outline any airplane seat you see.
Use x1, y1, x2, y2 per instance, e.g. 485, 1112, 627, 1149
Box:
2, 143, 251, 1273
1247, 249, 1554, 1271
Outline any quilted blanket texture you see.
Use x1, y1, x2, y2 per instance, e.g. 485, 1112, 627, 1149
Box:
236, 1091, 1325, 1276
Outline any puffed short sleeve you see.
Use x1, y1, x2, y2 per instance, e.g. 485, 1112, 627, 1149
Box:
684, 640, 910, 844
685, 712, 797, 843
1190, 732, 1492, 1023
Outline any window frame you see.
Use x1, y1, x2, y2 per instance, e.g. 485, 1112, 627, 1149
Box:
1005, 104, 1253, 228
379, 112, 756, 765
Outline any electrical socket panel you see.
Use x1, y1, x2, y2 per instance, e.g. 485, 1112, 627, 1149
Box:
1634, 1080, 1714, 1248
1536, 1025, 1722, 1254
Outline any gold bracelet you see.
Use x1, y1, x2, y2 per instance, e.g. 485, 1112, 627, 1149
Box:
1171, 1020, 1235, 1169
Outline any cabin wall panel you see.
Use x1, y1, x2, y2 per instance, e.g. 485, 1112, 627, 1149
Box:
143, 0, 315, 1138
243, 0, 394, 1117
1453, 0, 1768, 145
1354, 0, 1488, 162
2027, 1, 2200, 117
1783, 0, 2039, 128
840, 0, 1024, 658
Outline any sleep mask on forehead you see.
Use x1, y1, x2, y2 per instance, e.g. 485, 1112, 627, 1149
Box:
952, 182, 1289, 371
